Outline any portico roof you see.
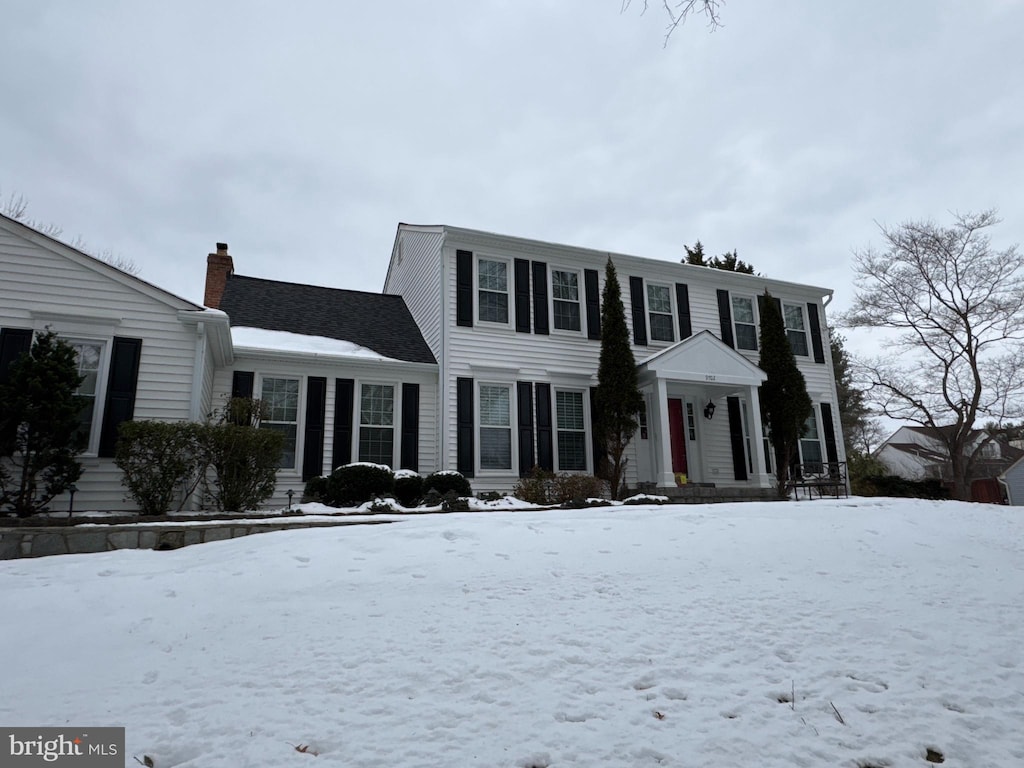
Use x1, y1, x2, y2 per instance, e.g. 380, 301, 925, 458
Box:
636, 330, 767, 387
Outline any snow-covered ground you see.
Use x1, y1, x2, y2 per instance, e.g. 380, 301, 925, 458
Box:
2, 497, 1022, 768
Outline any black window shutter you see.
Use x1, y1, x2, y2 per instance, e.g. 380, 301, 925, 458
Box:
302, 377, 327, 481
98, 336, 142, 457
535, 383, 553, 471
0, 327, 33, 384
231, 371, 254, 399
584, 269, 601, 340
517, 382, 535, 476
716, 290, 734, 348
675, 283, 692, 339
819, 403, 839, 465
531, 261, 549, 334
456, 377, 475, 477
401, 383, 420, 470
456, 249, 473, 328
514, 259, 531, 333
590, 386, 606, 476
629, 276, 647, 346
726, 396, 748, 481
332, 378, 354, 469
807, 303, 826, 364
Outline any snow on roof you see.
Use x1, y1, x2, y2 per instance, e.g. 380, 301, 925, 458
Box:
231, 327, 404, 363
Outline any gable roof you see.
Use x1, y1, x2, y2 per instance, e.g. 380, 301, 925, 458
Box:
218, 274, 436, 364
0, 211, 204, 312
637, 330, 768, 387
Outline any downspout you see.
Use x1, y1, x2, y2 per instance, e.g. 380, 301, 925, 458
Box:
189, 321, 207, 422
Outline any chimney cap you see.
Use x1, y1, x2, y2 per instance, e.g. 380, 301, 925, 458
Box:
216, 242, 229, 252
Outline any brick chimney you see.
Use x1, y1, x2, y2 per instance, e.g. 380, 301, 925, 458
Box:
204, 242, 234, 308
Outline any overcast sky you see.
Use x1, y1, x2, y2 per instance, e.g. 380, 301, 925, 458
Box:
3, 1, 1023, 355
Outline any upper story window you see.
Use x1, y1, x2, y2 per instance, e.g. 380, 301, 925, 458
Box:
479, 383, 512, 471
732, 296, 758, 351
555, 389, 587, 471
477, 258, 509, 324
67, 340, 105, 450
359, 383, 395, 466
783, 303, 809, 356
647, 283, 675, 343
261, 377, 300, 469
551, 269, 582, 332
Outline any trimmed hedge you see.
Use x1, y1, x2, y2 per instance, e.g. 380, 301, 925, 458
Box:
423, 470, 472, 498
328, 463, 395, 507
394, 470, 424, 507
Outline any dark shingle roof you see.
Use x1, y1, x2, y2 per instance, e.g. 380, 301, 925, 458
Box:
219, 274, 435, 364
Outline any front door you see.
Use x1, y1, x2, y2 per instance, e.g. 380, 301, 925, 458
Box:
668, 398, 688, 485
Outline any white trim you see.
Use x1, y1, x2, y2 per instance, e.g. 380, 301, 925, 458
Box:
475, 255, 513, 329
730, 293, 759, 352
476, 380, 516, 476
355, 380, 401, 468
553, 387, 590, 473
549, 265, 585, 336
645, 280, 676, 344
62, 335, 111, 457
257, 373, 304, 474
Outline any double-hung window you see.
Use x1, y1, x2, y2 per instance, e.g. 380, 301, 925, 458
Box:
551, 269, 582, 332
799, 410, 824, 472
783, 303, 809, 356
359, 383, 395, 466
732, 296, 758, 351
647, 283, 675, 343
261, 377, 300, 469
555, 390, 586, 471
479, 384, 512, 470
478, 258, 509, 324
67, 340, 104, 449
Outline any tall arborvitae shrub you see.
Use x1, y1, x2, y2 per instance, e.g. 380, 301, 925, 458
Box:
593, 258, 643, 500
758, 290, 813, 498
0, 331, 86, 517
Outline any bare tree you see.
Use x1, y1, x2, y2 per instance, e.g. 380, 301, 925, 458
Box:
621, 0, 724, 44
1, 187, 140, 276
841, 210, 1024, 500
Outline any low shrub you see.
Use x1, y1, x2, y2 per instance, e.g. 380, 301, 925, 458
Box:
423, 470, 471, 498
552, 473, 607, 504
302, 475, 330, 504
857, 474, 949, 499
328, 463, 395, 507
201, 420, 283, 512
115, 421, 204, 516
514, 466, 555, 505
393, 470, 424, 507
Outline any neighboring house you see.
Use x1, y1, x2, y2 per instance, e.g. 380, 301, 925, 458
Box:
383, 224, 845, 497
0, 213, 232, 512
876, 425, 1022, 502
203, 246, 438, 507
998, 456, 1024, 505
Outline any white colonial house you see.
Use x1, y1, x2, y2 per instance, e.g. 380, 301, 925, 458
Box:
384, 224, 845, 499
2, 213, 847, 511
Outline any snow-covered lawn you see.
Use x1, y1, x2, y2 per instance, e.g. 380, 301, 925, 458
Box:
2, 497, 1022, 767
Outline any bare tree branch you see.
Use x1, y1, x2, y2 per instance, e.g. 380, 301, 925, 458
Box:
621, 0, 724, 45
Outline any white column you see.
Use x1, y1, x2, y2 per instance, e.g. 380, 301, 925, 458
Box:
748, 384, 772, 488
655, 378, 676, 488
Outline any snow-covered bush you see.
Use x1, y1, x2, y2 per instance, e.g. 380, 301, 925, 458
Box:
328, 462, 394, 507
393, 469, 423, 507
302, 475, 329, 504
423, 470, 471, 498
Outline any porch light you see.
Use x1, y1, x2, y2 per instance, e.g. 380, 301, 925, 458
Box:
703, 400, 716, 420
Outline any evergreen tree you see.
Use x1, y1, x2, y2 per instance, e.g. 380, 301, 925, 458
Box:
594, 258, 643, 499
682, 241, 757, 274
0, 331, 86, 517
828, 328, 881, 455
757, 291, 812, 497
683, 240, 708, 265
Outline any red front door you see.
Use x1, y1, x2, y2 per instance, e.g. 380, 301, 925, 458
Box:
668, 398, 688, 485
